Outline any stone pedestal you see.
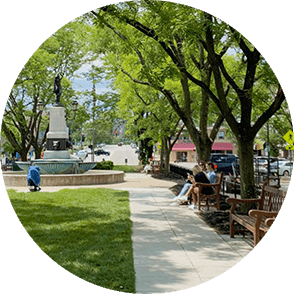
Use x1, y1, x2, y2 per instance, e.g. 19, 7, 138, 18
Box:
47, 106, 68, 140
45, 106, 69, 159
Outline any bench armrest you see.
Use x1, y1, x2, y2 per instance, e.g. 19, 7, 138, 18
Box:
265, 217, 276, 227
226, 198, 261, 205
248, 210, 278, 219
195, 182, 219, 188
226, 198, 261, 214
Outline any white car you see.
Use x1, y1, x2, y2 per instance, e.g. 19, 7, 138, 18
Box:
270, 161, 293, 176
77, 150, 87, 161
254, 157, 282, 174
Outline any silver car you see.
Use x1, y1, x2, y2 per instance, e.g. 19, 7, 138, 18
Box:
270, 161, 293, 176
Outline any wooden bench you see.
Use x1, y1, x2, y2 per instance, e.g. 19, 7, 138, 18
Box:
194, 172, 223, 211
226, 183, 286, 246
151, 160, 161, 174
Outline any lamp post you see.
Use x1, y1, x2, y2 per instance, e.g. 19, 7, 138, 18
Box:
64, 100, 79, 150
72, 100, 78, 112
37, 100, 44, 112
70, 100, 78, 149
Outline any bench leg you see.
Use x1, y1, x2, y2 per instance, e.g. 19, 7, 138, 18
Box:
216, 196, 220, 210
253, 230, 261, 246
230, 216, 235, 238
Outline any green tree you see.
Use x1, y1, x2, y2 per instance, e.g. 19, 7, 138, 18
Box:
90, 2, 225, 162
114, 76, 183, 173
93, 1, 287, 198
1, 20, 93, 160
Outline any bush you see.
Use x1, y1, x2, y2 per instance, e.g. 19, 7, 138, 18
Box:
94, 160, 114, 170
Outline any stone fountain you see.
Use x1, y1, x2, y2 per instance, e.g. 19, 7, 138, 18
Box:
16, 74, 96, 174
3, 74, 124, 187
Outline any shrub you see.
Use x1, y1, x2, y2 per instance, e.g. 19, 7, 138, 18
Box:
94, 160, 114, 170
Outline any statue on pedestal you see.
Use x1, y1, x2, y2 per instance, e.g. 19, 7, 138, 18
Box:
53, 74, 62, 106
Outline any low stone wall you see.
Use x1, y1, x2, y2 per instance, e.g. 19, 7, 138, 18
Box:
2, 170, 125, 187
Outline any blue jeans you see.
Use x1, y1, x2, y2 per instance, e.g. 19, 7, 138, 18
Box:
178, 182, 192, 196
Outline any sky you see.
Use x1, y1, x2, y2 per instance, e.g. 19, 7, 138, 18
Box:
71, 58, 111, 94
72, 76, 110, 94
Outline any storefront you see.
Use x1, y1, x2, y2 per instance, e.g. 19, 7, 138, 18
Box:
211, 142, 234, 154
170, 142, 236, 163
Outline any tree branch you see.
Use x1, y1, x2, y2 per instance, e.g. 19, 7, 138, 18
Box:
252, 86, 286, 135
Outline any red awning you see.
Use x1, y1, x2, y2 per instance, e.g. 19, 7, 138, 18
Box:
172, 142, 234, 151
212, 142, 234, 150
172, 143, 195, 151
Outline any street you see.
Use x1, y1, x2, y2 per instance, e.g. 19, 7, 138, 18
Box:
84, 144, 140, 165
84, 147, 290, 191
170, 162, 290, 191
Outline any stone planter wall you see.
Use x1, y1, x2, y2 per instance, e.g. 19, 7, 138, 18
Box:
2, 170, 124, 187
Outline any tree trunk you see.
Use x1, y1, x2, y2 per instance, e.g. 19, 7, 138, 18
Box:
19, 150, 29, 162
34, 147, 42, 160
237, 137, 257, 199
160, 141, 164, 172
161, 137, 169, 174
164, 148, 170, 174
198, 138, 213, 162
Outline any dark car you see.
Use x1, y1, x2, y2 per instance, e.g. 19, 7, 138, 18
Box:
210, 154, 239, 174
95, 149, 110, 156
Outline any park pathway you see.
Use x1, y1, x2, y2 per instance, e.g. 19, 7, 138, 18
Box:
127, 184, 252, 293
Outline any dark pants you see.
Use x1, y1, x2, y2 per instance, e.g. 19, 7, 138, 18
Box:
28, 179, 38, 191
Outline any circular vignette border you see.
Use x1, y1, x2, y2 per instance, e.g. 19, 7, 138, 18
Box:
0, 1, 293, 294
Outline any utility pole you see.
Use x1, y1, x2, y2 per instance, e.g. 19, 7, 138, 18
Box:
92, 82, 96, 163
267, 122, 270, 183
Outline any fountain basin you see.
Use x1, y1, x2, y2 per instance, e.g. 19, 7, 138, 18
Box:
3, 170, 125, 187
16, 160, 97, 174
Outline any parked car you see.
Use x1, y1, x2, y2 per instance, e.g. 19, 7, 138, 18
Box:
95, 149, 110, 156
77, 150, 87, 161
210, 154, 239, 174
222, 163, 241, 193
118, 142, 123, 146
131, 143, 137, 148
270, 160, 293, 176
254, 156, 282, 174
86, 148, 94, 155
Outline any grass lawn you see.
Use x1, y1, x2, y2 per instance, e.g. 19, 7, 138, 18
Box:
113, 165, 142, 173
7, 188, 136, 293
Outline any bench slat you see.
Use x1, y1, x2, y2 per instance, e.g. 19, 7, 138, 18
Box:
232, 214, 269, 233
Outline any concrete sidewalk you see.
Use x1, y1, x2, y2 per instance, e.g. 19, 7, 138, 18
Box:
6, 173, 253, 293
129, 187, 252, 294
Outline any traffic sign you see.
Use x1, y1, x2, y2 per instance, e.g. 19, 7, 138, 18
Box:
283, 130, 294, 151
283, 130, 294, 145
286, 144, 294, 150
